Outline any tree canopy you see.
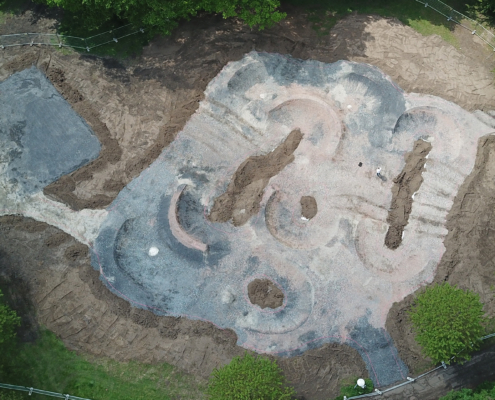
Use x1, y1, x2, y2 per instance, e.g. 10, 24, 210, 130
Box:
39, 0, 286, 35
409, 283, 486, 364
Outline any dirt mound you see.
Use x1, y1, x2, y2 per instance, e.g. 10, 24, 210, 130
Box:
209, 129, 303, 226
248, 279, 284, 309
385, 139, 432, 249
300, 196, 317, 220
386, 135, 495, 373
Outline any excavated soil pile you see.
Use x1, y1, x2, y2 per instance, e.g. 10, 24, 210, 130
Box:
385, 140, 432, 249
386, 135, 495, 374
300, 196, 317, 219
208, 129, 303, 226
247, 279, 284, 309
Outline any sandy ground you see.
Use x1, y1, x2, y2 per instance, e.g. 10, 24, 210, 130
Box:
1, 3, 495, 399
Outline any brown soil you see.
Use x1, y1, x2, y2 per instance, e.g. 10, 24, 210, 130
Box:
209, 129, 303, 226
385, 140, 432, 249
386, 135, 495, 374
276, 342, 368, 400
247, 279, 284, 309
300, 196, 318, 220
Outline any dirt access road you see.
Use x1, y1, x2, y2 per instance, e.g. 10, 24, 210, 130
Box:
1, 2, 495, 399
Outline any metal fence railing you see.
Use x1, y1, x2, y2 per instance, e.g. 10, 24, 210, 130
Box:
0, 24, 145, 51
0, 382, 92, 399
344, 332, 495, 399
416, 0, 495, 51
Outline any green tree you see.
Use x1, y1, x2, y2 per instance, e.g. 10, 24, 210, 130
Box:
0, 289, 20, 346
207, 352, 295, 400
439, 380, 495, 399
469, 0, 495, 24
409, 283, 486, 365
38, 0, 285, 35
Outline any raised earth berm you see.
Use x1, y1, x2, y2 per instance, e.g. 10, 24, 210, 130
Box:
1, 51, 494, 390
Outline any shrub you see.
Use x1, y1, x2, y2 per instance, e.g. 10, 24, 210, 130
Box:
439, 380, 495, 399
207, 352, 295, 400
37, 0, 286, 36
0, 289, 20, 345
409, 283, 486, 364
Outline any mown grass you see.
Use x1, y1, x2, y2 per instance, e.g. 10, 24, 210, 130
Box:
284, 0, 467, 47
0, 330, 206, 400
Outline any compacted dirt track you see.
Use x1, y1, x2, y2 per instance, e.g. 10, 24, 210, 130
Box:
1, 3, 495, 399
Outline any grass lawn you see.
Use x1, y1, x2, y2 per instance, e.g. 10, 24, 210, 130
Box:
0, 330, 206, 400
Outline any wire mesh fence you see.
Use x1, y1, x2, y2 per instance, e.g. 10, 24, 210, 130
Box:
0, 383, 92, 400
0, 24, 144, 51
416, 0, 495, 50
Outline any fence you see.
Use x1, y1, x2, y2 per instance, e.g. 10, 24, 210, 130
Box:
416, 0, 495, 50
344, 332, 495, 399
0, 24, 145, 51
0, 383, 92, 400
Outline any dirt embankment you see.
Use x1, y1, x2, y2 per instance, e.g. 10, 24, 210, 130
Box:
209, 129, 303, 226
0, 215, 367, 400
386, 135, 495, 374
385, 140, 432, 249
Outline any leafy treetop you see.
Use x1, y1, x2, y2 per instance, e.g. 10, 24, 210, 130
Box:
39, 0, 286, 35
207, 352, 295, 400
409, 282, 486, 365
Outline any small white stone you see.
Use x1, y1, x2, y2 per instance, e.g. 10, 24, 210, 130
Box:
301, 216, 309, 221
148, 247, 159, 256
222, 290, 235, 304
347, 104, 352, 109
